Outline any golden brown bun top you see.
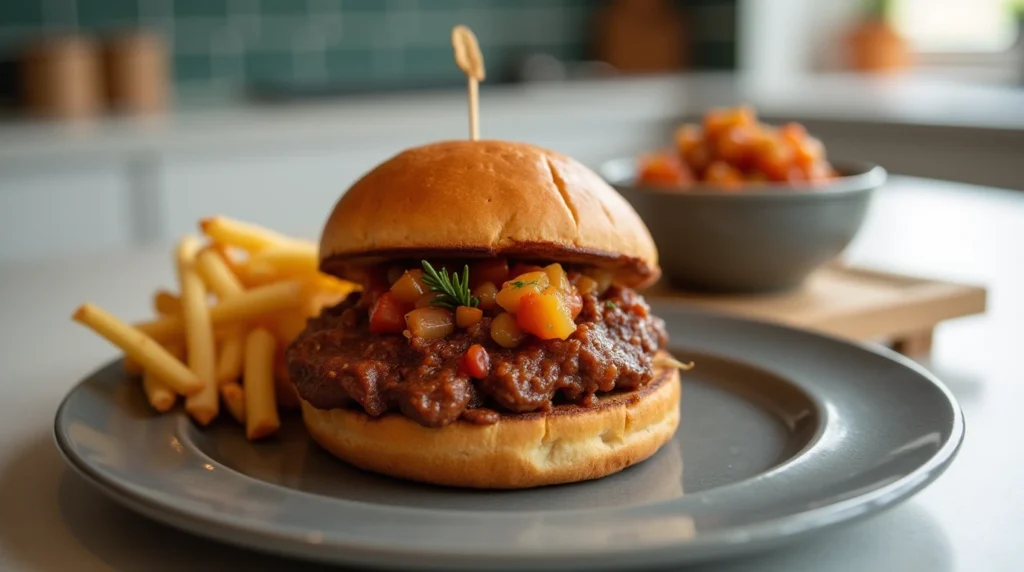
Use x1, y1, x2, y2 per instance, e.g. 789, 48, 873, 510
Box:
319, 140, 660, 287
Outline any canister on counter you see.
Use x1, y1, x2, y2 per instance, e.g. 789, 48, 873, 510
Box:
21, 34, 102, 120
102, 29, 170, 114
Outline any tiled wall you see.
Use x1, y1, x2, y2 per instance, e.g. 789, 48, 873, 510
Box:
0, 0, 736, 96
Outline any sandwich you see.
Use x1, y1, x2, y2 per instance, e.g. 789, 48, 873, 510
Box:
286, 139, 688, 489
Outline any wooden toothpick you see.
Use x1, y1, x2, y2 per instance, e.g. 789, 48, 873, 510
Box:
451, 25, 485, 140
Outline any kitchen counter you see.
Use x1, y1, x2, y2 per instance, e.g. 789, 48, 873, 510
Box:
0, 173, 1021, 571
1, 72, 1022, 166
739, 73, 1024, 132
0, 75, 692, 167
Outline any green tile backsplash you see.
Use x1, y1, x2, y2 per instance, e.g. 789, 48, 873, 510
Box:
0, 0, 736, 95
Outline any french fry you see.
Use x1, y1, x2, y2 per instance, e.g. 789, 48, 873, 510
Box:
178, 237, 219, 426
134, 280, 306, 341
239, 260, 279, 287
77, 216, 356, 441
196, 248, 245, 299
311, 273, 359, 296
260, 278, 349, 347
131, 291, 182, 379
142, 342, 184, 412
221, 381, 246, 424
244, 328, 280, 440
216, 328, 245, 384
125, 338, 183, 377
195, 248, 248, 386
247, 242, 319, 278
235, 267, 259, 289
72, 303, 203, 396
211, 243, 247, 276
143, 368, 176, 412
152, 289, 181, 316
200, 216, 292, 253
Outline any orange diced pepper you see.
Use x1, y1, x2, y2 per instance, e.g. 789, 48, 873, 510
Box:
516, 292, 576, 340
496, 271, 549, 313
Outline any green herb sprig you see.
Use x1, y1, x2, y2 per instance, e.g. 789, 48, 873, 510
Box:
420, 261, 479, 309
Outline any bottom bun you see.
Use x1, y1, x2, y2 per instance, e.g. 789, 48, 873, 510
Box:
300, 352, 682, 489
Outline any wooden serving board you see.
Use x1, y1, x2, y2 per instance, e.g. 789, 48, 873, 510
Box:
644, 264, 988, 356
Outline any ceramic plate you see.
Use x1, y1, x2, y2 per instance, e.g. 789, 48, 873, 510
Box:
54, 305, 963, 570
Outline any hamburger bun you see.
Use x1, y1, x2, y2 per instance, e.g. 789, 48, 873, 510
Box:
319, 139, 660, 288
299, 351, 680, 489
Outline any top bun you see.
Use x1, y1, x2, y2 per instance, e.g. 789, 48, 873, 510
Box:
319, 140, 660, 288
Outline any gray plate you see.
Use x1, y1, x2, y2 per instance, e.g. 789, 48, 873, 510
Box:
53, 305, 964, 571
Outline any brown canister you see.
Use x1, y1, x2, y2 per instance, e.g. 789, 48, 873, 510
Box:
21, 34, 102, 120
102, 29, 170, 114
592, 0, 689, 74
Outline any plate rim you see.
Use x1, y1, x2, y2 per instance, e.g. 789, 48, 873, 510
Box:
53, 310, 966, 570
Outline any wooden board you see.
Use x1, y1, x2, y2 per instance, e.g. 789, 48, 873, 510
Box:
644, 264, 988, 356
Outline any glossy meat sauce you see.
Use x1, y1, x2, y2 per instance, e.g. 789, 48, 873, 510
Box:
287, 286, 667, 427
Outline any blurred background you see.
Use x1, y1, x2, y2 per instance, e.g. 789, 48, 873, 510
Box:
0, 0, 1021, 263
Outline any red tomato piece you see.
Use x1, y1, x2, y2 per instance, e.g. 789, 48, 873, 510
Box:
369, 292, 410, 334
460, 344, 490, 380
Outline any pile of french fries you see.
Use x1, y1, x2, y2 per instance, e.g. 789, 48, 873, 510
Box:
72, 217, 358, 440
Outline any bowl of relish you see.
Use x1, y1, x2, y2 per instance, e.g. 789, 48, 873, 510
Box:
601, 106, 886, 294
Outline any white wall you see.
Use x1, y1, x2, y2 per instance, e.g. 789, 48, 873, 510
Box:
737, 0, 1024, 85
738, 0, 865, 85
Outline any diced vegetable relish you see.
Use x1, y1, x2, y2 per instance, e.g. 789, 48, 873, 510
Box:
637, 105, 838, 190
286, 259, 668, 427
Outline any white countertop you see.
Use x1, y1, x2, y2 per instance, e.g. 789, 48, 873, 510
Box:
1, 72, 1022, 166
0, 174, 1022, 571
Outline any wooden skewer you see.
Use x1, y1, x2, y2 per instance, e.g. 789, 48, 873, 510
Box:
451, 25, 485, 140
468, 75, 479, 140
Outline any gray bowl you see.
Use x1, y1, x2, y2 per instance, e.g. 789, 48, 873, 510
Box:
600, 159, 887, 294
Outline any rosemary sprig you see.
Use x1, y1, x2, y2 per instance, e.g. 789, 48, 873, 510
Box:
420, 261, 479, 309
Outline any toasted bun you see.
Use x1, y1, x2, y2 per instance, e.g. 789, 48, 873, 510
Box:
299, 355, 680, 489
319, 140, 660, 288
